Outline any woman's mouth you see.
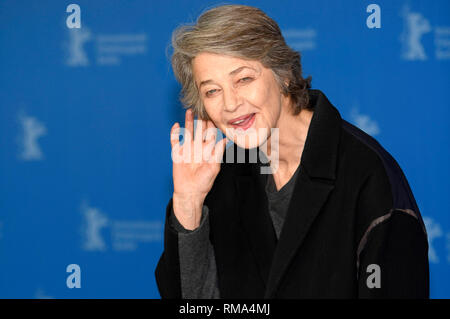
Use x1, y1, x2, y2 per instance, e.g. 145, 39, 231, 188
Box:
228, 113, 256, 131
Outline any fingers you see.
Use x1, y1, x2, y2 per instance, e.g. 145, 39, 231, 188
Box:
202, 119, 207, 141
174, 110, 227, 164
195, 116, 205, 142
185, 108, 194, 144
170, 122, 180, 148
188, 108, 208, 143
204, 120, 216, 142
171, 122, 185, 164
193, 118, 203, 141
203, 121, 217, 162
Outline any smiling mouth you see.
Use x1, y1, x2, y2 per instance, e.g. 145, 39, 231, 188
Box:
229, 113, 256, 131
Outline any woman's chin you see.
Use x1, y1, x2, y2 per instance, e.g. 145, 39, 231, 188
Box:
233, 140, 260, 150
230, 132, 270, 150
220, 122, 271, 149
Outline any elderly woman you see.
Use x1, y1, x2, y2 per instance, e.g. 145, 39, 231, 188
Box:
155, 4, 429, 299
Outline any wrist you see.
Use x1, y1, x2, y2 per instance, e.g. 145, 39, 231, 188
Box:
172, 192, 206, 230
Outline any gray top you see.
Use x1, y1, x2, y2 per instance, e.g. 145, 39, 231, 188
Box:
265, 163, 301, 238
169, 163, 301, 298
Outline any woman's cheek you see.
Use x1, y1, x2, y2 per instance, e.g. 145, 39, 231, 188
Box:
204, 103, 221, 125
244, 83, 269, 107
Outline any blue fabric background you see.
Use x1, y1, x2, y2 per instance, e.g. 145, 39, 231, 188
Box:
0, 0, 449, 298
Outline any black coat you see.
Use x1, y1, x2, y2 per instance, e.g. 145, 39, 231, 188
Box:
155, 89, 429, 299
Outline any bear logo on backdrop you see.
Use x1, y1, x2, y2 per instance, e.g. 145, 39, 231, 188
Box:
400, 5, 431, 60
64, 27, 148, 66
400, 4, 450, 60
423, 217, 450, 265
349, 106, 381, 137
17, 111, 47, 161
81, 202, 109, 251
65, 27, 91, 67
80, 200, 163, 252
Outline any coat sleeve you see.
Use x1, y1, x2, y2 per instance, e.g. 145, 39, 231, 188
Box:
154, 197, 221, 299
154, 198, 183, 298
355, 169, 429, 299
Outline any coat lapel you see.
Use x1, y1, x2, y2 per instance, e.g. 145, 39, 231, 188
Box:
235, 161, 278, 288
232, 90, 342, 297
264, 90, 342, 298
264, 172, 334, 297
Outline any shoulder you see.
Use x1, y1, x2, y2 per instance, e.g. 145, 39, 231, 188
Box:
339, 119, 417, 211
338, 120, 427, 244
339, 120, 392, 177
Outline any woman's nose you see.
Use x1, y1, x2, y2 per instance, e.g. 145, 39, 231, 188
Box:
223, 87, 241, 112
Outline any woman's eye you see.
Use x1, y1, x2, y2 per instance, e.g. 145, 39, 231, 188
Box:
205, 89, 218, 97
205, 78, 252, 97
240, 77, 253, 83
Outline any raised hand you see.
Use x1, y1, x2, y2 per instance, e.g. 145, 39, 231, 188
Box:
170, 108, 228, 230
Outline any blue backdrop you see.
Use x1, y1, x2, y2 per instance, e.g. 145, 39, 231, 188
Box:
0, 0, 449, 298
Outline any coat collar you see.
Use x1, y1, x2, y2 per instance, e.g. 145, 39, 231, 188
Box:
298, 89, 341, 181
234, 89, 342, 297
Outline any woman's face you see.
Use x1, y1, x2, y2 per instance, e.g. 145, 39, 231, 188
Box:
192, 52, 288, 149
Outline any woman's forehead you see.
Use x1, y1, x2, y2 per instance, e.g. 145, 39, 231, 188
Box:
193, 53, 263, 81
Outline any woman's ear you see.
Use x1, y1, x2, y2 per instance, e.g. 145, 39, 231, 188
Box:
280, 78, 290, 96
284, 78, 290, 88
